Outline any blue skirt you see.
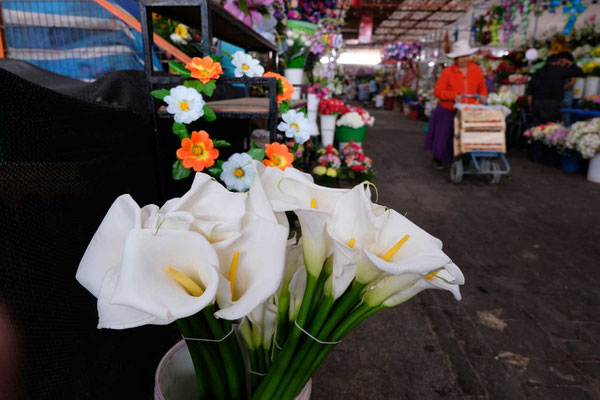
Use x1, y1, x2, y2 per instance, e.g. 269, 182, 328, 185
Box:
424, 105, 455, 164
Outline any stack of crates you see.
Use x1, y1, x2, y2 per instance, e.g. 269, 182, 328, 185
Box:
453, 108, 506, 156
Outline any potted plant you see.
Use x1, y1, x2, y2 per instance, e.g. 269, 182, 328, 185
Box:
282, 21, 317, 99
318, 98, 346, 146
335, 106, 375, 149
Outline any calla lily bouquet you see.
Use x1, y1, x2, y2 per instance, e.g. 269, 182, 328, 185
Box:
77, 141, 464, 399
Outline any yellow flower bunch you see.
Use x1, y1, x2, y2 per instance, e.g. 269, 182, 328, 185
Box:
591, 46, 600, 58
583, 61, 598, 75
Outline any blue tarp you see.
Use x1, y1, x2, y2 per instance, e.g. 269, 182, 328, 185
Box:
3, 0, 161, 81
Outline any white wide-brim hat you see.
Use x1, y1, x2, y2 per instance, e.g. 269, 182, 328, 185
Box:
446, 40, 479, 58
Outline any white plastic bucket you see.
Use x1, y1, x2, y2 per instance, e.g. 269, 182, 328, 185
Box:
319, 114, 338, 146
584, 76, 600, 98
307, 94, 320, 137
573, 78, 585, 99
587, 153, 600, 183
155, 340, 312, 400
375, 95, 384, 108
284, 68, 304, 100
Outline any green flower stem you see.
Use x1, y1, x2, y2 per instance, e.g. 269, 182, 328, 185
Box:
308, 257, 332, 316
263, 345, 271, 370
221, 318, 247, 389
274, 289, 290, 358
281, 304, 386, 400
270, 294, 334, 399
176, 319, 210, 400
256, 345, 265, 374
202, 307, 245, 400
248, 349, 259, 390
252, 272, 319, 400
188, 314, 229, 400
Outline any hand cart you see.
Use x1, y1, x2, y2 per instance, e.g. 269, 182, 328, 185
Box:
451, 95, 510, 184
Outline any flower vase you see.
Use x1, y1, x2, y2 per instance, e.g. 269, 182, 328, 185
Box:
583, 76, 600, 98
319, 114, 338, 147
284, 68, 304, 100
155, 340, 312, 400
573, 78, 585, 99
335, 125, 367, 150
307, 94, 320, 137
587, 153, 600, 183
559, 151, 583, 173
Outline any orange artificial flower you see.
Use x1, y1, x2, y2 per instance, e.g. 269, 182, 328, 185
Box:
186, 57, 224, 84
176, 130, 219, 172
263, 142, 294, 170
263, 72, 295, 103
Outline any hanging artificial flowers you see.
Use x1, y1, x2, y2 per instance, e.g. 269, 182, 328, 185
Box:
562, 0, 587, 35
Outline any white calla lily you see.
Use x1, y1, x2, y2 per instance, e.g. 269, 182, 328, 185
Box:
248, 298, 278, 348
325, 184, 381, 299
213, 169, 289, 320
258, 165, 348, 275
288, 267, 306, 322
110, 229, 219, 322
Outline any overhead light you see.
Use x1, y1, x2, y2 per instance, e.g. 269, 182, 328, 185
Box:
428, 61, 435, 67
320, 56, 330, 64
337, 50, 382, 65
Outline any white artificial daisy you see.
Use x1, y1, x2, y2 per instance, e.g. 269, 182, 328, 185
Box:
220, 153, 256, 192
231, 51, 265, 78
277, 110, 310, 144
164, 85, 205, 124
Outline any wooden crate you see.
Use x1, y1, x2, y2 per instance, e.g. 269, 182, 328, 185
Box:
454, 108, 506, 155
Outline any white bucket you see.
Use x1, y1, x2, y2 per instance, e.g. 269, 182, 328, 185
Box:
307, 94, 320, 137
584, 76, 600, 99
375, 95, 384, 108
284, 68, 304, 100
587, 153, 600, 183
307, 93, 319, 112
319, 114, 337, 146
573, 78, 585, 99
154, 340, 312, 400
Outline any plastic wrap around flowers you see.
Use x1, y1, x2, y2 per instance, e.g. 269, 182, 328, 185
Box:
383, 42, 421, 61
76, 157, 464, 400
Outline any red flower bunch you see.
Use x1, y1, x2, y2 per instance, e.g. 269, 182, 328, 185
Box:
318, 98, 348, 115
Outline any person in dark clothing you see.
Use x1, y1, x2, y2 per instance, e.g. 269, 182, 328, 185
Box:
527, 53, 583, 125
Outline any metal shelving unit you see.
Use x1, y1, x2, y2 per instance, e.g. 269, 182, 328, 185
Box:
138, 0, 306, 142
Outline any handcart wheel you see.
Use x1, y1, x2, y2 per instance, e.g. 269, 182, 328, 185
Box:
450, 160, 463, 183
488, 160, 502, 184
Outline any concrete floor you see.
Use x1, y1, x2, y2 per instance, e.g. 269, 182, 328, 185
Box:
311, 109, 600, 400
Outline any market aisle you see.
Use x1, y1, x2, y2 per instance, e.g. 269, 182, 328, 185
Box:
312, 109, 600, 400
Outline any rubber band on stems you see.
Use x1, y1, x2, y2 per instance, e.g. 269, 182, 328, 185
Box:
294, 320, 341, 345
249, 370, 267, 376
182, 325, 235, 343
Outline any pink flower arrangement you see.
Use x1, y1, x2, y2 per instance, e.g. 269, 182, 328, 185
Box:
308, 84, 329, 99
224, 0, 274, 27
344, 105, 375, 127
341, 141, 374, 177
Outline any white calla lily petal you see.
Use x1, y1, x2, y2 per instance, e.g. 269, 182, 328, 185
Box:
111, 229, 219, 323
288, 267, 307, 321
76, 195, 142, 298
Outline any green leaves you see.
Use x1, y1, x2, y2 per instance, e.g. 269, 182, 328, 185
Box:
287, 57, 306, 69
212, 140, 231, 148
172, 122, 189, 141
280, 100, 291, 114
172, 160, 192, 180
238, 0, 249, 16
247, 141, 265, 161
203, 105, 217, 122
184, 79, 216, 97
151, 88, 170, 100
208, 160, 225, 177
169, 61, 191, 77
276, 78, 284, 95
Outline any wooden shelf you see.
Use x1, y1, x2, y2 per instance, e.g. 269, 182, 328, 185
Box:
141, 0, 277, 53
158, 98, 307, 119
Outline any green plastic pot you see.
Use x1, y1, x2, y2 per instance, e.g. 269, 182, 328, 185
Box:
335, 125, 367, 144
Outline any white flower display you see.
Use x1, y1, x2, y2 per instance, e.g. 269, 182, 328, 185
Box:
336, 112, 366, 129
278, 109, 310, 144
565, 117, 600, 158
578, 133, 600, 159
220, 153, 256, 192
231, 51, 265, 78
164, 85, 205, 124
487, 89, 518, 108
170, 24, 190, 45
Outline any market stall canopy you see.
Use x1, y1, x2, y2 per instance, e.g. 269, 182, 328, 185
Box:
342, 0, 474, 44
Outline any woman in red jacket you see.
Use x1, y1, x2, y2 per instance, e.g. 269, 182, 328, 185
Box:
424, 40, 488, 168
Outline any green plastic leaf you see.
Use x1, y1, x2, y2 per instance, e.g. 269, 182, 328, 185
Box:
184, 80, 216, 97
299, 107, 307, 115
204, 80, 217, 97
172, 160, 192, 180
208, 160, 224, 177
172, 122, 189, 141
212, 140, 231, 148
203, 105, 217, 122
211, 54, 223, 63
287, 57, 306, 69
223, 50, 233, 59
151, 88, 170, 100
238, 0, 249, 16
247, 148, 265, 161
276, 78, 284, 95
251, 141, 261, 149
169, 61, 191, 77
280, 101, 290, 114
